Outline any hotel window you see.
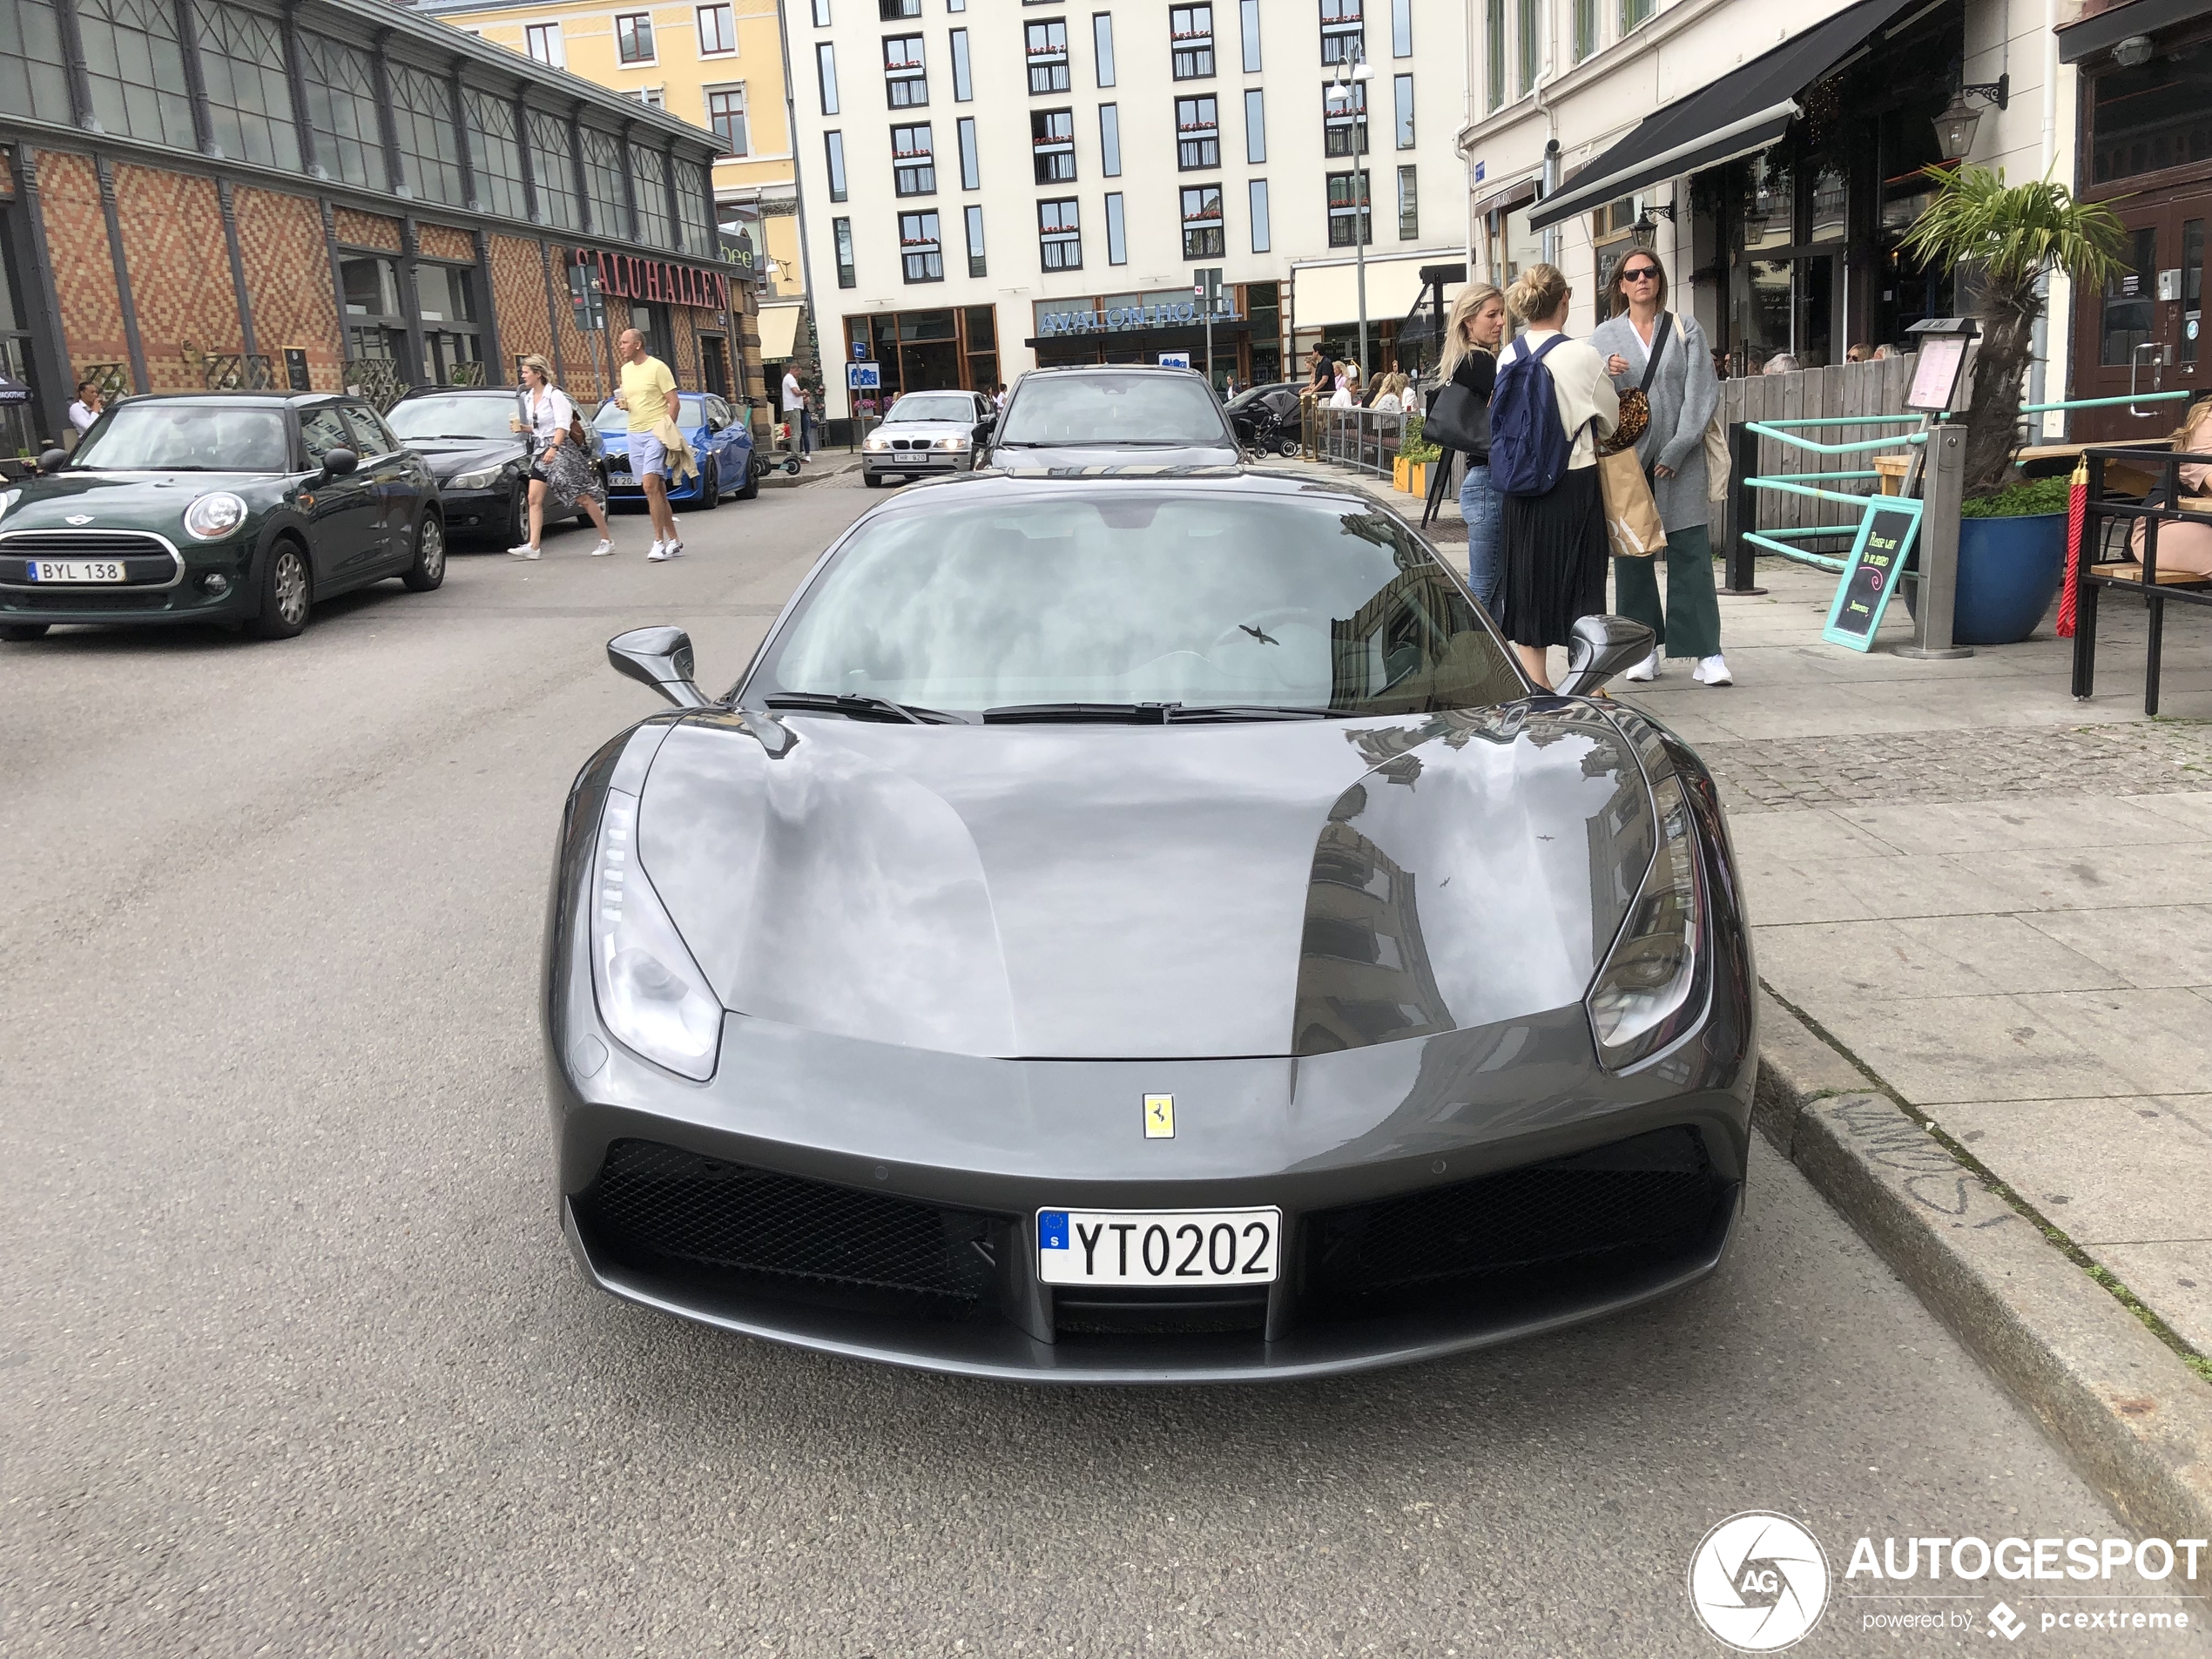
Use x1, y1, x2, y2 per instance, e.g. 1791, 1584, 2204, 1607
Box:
631, 145, 671, 246
1484, 0, 1501, 111
1092, 11, 1115, 85
1098, 103, 1120, 176
833, 216, 855, 287
1244, 87, 1264, 162
1327, 169, 1369, 246
947, 0, 962, 10
698, 3, 736, 54
965, 204, 986, 276
464, 91, 527, 220
1323, 78, 1366, 156
1319, 0, 1361, 66
884, 34, 927, 105
195, 1, 299, 171
957, 116, 980, 186
1517, 0, 1536, 94
390, 61, 464, 206
949, 27, 971, 99
1105, 191, 1126, 263
526, 107, 578, 227
812, 0, 831, 23
581, 126, 630, 236
825, 130, 848, 199
1238, 0, 1259, 70
1393, 72, 1413, 147
1180, 184, 1223, 259
1573, 0, 1595, 58
1621, 0, 1651, 30
1170, 4, 1211, 78
816, 40, 840, 112
1397, 164, 1416, 239
879, 0, 919, 15
1176, 96, 1217, 170
615, 11, 655, 64
300, 30, 386, 190
1391, 0, 1410, 55
1038, 199, 1080, 269
900, 210, 942, 280
1248, 177, 1270, 252
894, 121, 936, 194
708, 85, 749, 155
1031, 108, 1075, 184
1026, 19, 1069, 94
524, 21, 562, 65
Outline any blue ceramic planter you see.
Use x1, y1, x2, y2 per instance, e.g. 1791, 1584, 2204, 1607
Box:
1909, 510, 2069, 646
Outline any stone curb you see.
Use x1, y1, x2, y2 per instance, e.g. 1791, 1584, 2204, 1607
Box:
1756, 989, 2212, 1595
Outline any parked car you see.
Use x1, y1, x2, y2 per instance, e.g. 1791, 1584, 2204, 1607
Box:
388, 386, 604, 545
1225, 382, 1305, 457
593, 392, 758, 509
543, 467, 1747, 1383
0, 391, 443, 643
860, 389, 998, 488
987, 365, 1247, 472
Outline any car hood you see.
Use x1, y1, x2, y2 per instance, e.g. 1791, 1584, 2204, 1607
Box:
407, 438, 523, 477
988, 441, 1244, 472
634, 702, 1655, 1061
1, 470, 283, 532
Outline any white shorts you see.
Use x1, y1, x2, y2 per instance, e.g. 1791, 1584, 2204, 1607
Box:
629, 432, 668, 480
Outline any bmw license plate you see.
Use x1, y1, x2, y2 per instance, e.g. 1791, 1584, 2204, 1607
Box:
27, 559, 126, 583
1036, 1206, 1281, 1286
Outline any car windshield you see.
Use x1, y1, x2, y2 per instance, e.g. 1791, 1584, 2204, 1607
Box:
747, 492, 1520, 716
71, 404, 290, 472
596, 395, 705, 429
387, 395, 517, 442
995, 374, 1230, 447
885, 394, 974, 424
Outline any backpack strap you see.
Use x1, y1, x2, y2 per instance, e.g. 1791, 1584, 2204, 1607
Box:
1639, 314, 1670, 393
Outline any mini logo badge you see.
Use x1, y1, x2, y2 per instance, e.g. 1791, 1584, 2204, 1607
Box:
1988, 1602, 2025, 1642
64, 514, 93, 525
1143, 1094, 1174, 1139
1688, 1512, 1830, 1651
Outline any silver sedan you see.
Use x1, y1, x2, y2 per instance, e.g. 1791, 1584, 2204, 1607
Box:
860, 390, 997, 487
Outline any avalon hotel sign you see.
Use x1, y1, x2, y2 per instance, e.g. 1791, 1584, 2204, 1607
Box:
1035, 290, 1243, 339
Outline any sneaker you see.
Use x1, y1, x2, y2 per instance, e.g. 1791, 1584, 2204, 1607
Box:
664, 538, 685, 558
507, 543, 537, 559
1623, 651, 1660, 683
1693, 654, 1733, 686
646, 541, 668, 563
590, 539, 615, 556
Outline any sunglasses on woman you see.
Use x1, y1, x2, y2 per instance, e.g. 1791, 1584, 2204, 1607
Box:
1621, 266, 1659, 283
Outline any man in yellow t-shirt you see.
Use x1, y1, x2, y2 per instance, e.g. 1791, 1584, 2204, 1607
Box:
614, 327, 684, 559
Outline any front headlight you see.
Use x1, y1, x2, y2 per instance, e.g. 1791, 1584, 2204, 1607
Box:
587, 788, 723, 1080
1586, 773, 1706, 1069
183, 491, 248, 540
863, 435, 891, 452
448, 466, 502, 489
934, 435, 971, 450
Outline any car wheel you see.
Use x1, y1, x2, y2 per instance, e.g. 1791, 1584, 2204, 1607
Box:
734, 451, 760, 500
0, 622, 50, 642
401, 514, 447, 592
507, 480, 529, 543
698, 459, 720, 511
248, 541, 311, 639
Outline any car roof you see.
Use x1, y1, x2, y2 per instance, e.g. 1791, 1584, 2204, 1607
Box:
394, 386, 521, 398
1014, 364, 1206, 381
111, 390, 366, 407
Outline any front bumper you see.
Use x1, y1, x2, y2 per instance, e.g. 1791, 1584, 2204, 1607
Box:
0, 535, 259, 627
437, 482, 517, 538
863, 450, 965, 480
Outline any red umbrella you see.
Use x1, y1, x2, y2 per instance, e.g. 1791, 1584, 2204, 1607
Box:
2055, 456, 2089, 638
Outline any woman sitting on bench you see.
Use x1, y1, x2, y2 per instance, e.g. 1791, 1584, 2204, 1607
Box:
2133, 398, 2212, 577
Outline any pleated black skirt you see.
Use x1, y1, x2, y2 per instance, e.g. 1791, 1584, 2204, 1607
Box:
1498, 466, 1609, 649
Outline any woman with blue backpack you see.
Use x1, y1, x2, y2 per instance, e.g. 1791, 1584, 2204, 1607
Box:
1489, 264, 1619, 689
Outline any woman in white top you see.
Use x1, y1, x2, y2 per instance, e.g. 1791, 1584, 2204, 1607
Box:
1328, 363, 1359, 409
1493, 263, 1620, 688
511, 354, 614, 560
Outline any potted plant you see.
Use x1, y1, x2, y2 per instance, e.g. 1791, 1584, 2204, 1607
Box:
1395, 415, 1439, 496
1897, 166, 2127, 643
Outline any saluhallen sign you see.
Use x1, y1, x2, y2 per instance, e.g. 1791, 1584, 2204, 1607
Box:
576, 248, 732, 312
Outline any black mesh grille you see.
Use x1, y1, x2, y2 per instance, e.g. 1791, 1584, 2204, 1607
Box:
579, 1139, 1007, 1320
9, 589, 174, 611
1054, 1286, 1270, 1339
1301, 1126, 1726, 1323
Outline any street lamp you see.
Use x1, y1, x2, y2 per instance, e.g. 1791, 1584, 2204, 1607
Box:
1932, 70, 2008, 161
1329, 52, 1376, 381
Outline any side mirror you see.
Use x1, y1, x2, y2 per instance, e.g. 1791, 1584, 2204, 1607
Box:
37, 448, 67, 473
608, 625, 712, 709
1557, 614, 1657, 698
320, 446, 359, 478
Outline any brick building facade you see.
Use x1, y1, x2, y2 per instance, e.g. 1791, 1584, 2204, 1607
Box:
0, 0, 762, 455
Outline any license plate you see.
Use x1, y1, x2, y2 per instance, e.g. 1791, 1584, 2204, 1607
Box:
1036, 1206, 1281, 1286
27, 559, 126, 583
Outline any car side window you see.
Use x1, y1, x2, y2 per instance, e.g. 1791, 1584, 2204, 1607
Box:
707, 395, 730, 429
299, 407, 353, 462
341, 406, 395, 456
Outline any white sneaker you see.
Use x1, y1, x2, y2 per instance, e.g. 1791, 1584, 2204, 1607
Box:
1694, 654, 1733, 686
646, 541, 668, 562
664, 538, 685, 558
507, 543, 538, 559
1623, 651, 1660, 683
590, 539, 615, 556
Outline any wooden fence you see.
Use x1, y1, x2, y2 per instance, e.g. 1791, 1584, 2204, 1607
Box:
1715, 356, 1922, 551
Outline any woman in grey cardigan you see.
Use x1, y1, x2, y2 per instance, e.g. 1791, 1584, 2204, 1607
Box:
1590, 251, 1730, 685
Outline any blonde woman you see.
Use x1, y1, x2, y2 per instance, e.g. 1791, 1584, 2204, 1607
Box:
2134, 398, 2212, 577
1437, 281, 1508, 609
511, 355, 614, 560
1329, 362, 1359, 409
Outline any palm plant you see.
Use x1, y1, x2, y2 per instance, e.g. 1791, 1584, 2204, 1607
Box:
1898, 166, 2128, 496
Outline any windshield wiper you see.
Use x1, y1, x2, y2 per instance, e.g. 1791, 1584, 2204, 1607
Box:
763, 691, 968, 725
981, 701, 1346, 725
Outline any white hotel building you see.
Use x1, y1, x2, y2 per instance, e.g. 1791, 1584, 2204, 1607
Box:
793, 0, 1473, 419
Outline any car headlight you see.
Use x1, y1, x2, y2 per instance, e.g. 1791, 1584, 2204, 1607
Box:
588, 788, 722, 1080
448, 466, 502, 489
182, 491, 248, 540
1585, 773, 1707, 1070
863, 435, 891, 452
934, 435, 971, 450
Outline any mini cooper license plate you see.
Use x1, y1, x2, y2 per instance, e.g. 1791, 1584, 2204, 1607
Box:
1036, 1207, 1281, 1286
27, 559, 126, 583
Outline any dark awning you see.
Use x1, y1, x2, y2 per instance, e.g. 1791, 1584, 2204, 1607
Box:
1527, 0, 1923, 231
2057, 0, 2211, 63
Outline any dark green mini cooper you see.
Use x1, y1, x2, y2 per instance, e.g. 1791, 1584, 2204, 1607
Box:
0, 391, 444, 643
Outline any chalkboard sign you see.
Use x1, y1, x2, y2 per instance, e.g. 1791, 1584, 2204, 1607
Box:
1822, 500, 1922, 651
283, 347, 311, 391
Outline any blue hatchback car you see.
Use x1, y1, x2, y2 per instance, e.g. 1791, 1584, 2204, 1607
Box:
593, 392, 759, 509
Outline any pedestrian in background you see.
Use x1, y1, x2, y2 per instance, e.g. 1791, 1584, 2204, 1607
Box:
1591, 249, 1730, 686
509, 355, 615, 560
613, 327, 685, 562
67, 380, 102, 435
1309, 347, 1333, 399
1436, 281, 1507, 610
780, 361, 806, 465
1493, 263, 1617, 690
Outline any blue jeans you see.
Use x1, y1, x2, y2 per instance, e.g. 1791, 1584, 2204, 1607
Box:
1460, 461, 1503, 613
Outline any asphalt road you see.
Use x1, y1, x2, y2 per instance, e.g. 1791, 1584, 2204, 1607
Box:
2, 470, 2200, 1659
